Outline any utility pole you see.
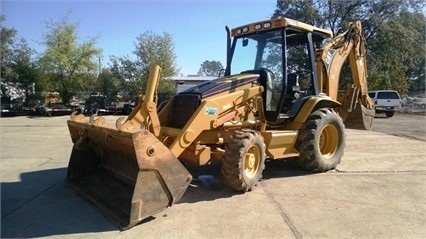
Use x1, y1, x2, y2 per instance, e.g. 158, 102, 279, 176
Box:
98, 57, 102, 76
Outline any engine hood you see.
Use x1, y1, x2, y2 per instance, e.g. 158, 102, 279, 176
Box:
178, 73, 260, 99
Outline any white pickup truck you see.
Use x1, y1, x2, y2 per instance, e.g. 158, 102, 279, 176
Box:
368, 90, 401, 117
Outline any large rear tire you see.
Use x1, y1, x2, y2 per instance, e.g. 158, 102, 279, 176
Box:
221, 129, 266, 191
296, 108, 345, 172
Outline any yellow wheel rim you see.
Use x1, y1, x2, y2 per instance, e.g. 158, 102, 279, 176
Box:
244, 145, 261, 179
319, 124, 338, 159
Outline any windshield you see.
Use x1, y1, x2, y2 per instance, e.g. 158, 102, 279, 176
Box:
377, 91, 400, 99
230, 29, 283, 79
229, 28, 315, 92
228, 28, 322, 118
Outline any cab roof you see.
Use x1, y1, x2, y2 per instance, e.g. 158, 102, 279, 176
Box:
231, 17, 333, 39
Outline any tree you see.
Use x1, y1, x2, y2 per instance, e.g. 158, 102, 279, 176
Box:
368, 11, 425, 94
273, 0, 423, 38
272, 0, 425, 94
40, 16, 101, 103
110, 55, 143, 98
0, 15, 17, 83
10, 38, 40, 106
273, 0, 326, 29
110, 31, 178, 101
197, 60, 223, 77
96, 68, 122, 102
1, 16, 40, 105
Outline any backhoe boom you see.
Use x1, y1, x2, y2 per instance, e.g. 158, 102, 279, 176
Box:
316, 20, 375, 130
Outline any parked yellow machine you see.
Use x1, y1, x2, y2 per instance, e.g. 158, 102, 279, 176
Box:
66, 17, 374, 229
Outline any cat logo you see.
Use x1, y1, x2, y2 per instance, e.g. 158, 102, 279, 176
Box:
324, 49, 336, 73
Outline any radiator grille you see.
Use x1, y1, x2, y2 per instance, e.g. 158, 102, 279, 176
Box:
168, 94, 201, 129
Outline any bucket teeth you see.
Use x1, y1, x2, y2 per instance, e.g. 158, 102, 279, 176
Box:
116, 117, 135, 131
89, 114, 106, 126
70, 112, 86, 123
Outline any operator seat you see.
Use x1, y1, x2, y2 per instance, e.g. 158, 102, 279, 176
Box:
282, 74, 300, 113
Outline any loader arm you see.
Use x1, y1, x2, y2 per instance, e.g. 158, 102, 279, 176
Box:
315, 20, 375, 130
116, 65, 162, 136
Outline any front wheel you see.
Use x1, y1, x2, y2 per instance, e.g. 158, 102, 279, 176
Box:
221, 129, 266, 191
296, 108, 345, 172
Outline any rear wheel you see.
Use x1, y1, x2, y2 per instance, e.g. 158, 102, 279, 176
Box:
385, 111, 394, 117
221, 129, 266, 191
296, 108, 345, 172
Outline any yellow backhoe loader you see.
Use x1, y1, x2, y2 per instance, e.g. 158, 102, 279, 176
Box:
65, 17, 374, 229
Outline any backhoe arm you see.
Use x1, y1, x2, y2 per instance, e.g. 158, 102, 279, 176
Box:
315, 20, 375, 130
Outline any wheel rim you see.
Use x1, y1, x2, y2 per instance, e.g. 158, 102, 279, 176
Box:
319, 124, 339, 159
243, 145, 261, 179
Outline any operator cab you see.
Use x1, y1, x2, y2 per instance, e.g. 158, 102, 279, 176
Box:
225, 18, 331, 123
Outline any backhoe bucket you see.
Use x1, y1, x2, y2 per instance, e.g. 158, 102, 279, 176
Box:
65, 120, 192, 230
343, 101, 375, 130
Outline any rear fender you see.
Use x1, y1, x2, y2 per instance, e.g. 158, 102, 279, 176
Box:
290, 96, 341, 127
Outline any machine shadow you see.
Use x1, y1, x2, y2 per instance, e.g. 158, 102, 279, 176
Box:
262, 156, 316, 179
179, 157, 315, 204
1, 158, 313, 237
1, 168, 117, 238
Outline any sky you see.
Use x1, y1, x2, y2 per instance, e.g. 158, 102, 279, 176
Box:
1, 0, 277, 76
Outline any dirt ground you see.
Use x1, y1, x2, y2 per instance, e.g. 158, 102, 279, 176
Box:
371, 111, 426, 141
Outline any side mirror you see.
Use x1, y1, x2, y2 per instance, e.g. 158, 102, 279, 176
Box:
218, 69, 225, 78
242, 38, 249, 47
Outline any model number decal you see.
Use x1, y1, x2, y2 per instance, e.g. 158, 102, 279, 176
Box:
205, 107, 218, 116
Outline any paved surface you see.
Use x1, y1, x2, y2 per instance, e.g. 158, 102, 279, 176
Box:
1, 115, 425, 238
372, 112, 426, 141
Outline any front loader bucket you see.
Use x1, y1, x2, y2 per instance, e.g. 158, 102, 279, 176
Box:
65, 120, 192, 230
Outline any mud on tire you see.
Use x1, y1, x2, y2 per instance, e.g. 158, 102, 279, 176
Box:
296, 108, 345, 172
221, 129, 266, 191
